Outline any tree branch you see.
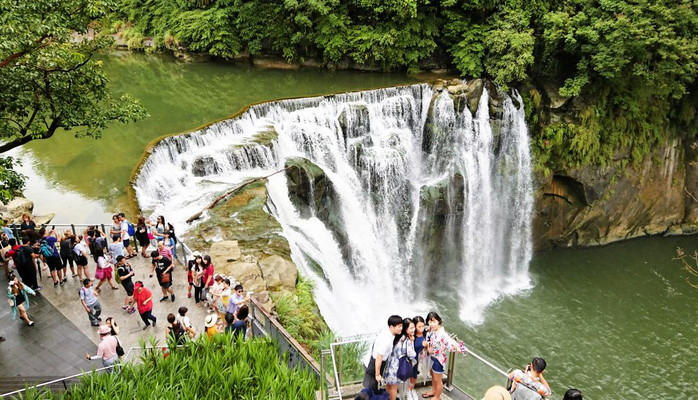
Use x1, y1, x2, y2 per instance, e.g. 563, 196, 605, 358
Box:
0, 36, 53, 68
37, 52, 93, 73
0, 118, 59, 154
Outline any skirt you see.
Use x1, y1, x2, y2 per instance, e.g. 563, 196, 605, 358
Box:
95, 266, 113, 280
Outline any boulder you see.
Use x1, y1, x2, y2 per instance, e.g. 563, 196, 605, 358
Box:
338, 103, 370, 140
464, 79, 484, 115
218, 259, 267, 294
33, 213, 55, 226
209, 240, 242, 264
0, 197, 34, 222
259, 255, 297, 290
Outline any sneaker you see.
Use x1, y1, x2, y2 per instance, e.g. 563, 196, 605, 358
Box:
121, 305, 129, 310
160, 296, 169, 302
59, 280, 65, 286
171, 294, 175, 302
97, 317, 102, 322
127, 307, 136, 314
72, 273, 78, 277
54, 281, 58, 287
142, 324, 150, 330
91, 322, 100, 327
27, 321, 34, 326
34, 286, 43, 291
152, 319, 156, 327
62, 278, 67, 283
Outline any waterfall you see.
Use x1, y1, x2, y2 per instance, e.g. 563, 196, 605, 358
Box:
134, 83, 533, 333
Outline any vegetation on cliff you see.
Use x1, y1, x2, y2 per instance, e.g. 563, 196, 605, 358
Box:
116, 0, 698, 173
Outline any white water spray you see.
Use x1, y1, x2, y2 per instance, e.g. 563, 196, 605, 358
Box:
135, 83, 533, 333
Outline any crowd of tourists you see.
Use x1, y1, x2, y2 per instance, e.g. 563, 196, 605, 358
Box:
360, 313, 582, 400
1, 213, 252, 373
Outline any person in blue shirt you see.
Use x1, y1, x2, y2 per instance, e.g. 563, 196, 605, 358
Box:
40, 228, 65, 286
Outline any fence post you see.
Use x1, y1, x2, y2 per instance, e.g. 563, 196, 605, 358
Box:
336, 344, 342, 387
446, 351, 455, 390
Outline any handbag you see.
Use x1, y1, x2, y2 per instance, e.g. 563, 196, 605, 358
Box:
115, 336, 125, 357
7, 298, 14, 307
396, 339, 415, 381
161, 272, 170, 284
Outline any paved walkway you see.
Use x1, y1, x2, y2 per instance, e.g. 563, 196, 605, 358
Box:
1, 253, 214, 378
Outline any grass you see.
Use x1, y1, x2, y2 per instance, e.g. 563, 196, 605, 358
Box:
16, 335, 317, 399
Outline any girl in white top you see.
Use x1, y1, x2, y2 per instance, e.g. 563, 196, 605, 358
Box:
177, 306, 197, 338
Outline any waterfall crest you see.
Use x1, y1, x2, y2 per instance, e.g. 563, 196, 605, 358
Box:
135, 83, 533, 333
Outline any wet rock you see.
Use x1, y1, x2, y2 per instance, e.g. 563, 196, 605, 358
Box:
209, 240, 242, 263
338, 103, 370, 140
191, 156, 217, 177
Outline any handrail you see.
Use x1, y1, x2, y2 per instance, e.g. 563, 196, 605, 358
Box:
248, 296, 322, 376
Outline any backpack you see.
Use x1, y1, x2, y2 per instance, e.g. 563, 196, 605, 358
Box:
127, 223, 135, 237
15, 246, 29, 266
114, 266, 122, 284
39, 239, 53, 257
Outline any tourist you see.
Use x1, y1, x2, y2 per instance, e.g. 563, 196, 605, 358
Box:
202, 255, 215, 307
362, 315, 403, 393
190, 255, 205, 305
216, 278, 232, 317
115, 255, 136, 313
109, 214, 122, 240
227, 283, 246, 316
0, 233, 11, 279
19, 213, 36, 233
6, 273, 36, 326
150, 250, 175, 302
13, 237, 40, 290
2, 218, 15, 240
85, 325, 120, 373
157, 240, 172, 261
118, 213, 138, 258
93, 247, 118, 292
177, 306, 197, 338
383, 318, 416, 400
108, 235, 125, 261
163, 232, 176, 260
206, 273, 222, 312
39, 228, 64, 286
165, 313, 186, 344
73, 234, 91, 280
80, 278, 102, 327
231, 304, 248, 339
186, 251, 203, 298
135, 216, 151, 257
133, 281, 157, 330
203, 314, 218, 340
423, 311, 468, 400
407, 316, 427, 399
105, 316, 120, 336
508, 358, 551, 399
562, 388, 583, 400
149, 215, 166, 241
59, 231, 77, 278
483, 386, 512, 400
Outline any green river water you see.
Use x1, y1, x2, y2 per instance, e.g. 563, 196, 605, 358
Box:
15, 53, 698, 400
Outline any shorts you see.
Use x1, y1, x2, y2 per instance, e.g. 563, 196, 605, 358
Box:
46, 256, 62, 271
77, 255, 88, 266
122, 281, 134, 296
123, 239, 130, 248
431, 357, 444, 374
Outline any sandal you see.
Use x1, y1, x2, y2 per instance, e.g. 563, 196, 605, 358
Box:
422, 394, 435, 399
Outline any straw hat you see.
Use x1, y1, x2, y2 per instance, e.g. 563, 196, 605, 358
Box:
97, 325, 111, 335
483, 386, 511, 400
205, 314, 217, 328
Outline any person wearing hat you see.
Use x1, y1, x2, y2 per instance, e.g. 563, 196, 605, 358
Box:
85, 325, 120, 373
133, 281, 157, 330
187, 251, 203, 299
203, 314, 219, 341
483, 386, 512, 400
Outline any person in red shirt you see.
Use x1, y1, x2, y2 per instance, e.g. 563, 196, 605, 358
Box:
133, 281, 157, 330
202, 255, 214, 305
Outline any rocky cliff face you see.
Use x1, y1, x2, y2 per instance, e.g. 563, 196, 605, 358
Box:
528, 82, 698, 250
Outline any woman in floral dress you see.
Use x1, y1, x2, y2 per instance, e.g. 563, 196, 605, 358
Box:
384, 318, 417, 400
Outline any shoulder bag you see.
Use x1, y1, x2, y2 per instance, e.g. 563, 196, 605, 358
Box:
396, 339, 415, 381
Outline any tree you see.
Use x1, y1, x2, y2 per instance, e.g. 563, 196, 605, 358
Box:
0, 0, 147, 200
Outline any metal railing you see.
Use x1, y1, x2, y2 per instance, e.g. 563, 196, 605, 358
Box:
318, 333, 511, 400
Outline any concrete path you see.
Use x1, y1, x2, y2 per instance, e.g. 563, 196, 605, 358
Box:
1, 253, 215, 378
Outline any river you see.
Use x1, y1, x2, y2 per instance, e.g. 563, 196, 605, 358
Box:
14, 53, 698, 400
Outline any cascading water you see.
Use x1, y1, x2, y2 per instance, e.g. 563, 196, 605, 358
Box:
135, 83, 533, 333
